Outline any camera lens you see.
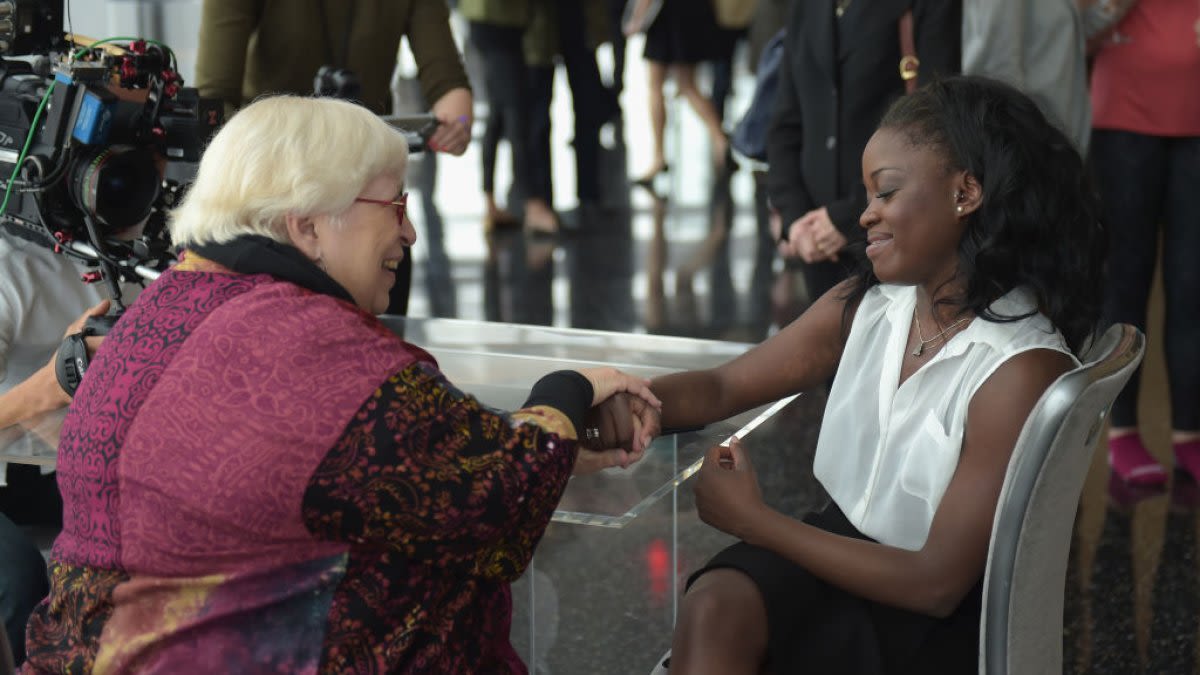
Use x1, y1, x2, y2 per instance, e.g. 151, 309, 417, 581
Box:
69, 145, 160, 231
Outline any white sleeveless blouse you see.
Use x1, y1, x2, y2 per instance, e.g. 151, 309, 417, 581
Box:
812, 284, 1077, 551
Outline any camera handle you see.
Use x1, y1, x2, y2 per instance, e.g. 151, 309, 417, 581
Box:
54, 214, 129, 397
54, 318, 107, 398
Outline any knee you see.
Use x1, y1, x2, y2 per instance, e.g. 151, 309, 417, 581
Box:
677, 569, 767, 642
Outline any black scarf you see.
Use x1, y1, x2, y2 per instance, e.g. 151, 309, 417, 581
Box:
191, 235, 356, 305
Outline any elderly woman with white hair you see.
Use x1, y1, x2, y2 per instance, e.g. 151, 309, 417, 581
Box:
21, 96, 660, 674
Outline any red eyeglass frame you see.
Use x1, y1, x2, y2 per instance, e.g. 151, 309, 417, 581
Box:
354, 192, 409, 226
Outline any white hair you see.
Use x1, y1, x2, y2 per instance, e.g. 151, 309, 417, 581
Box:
169, 95, 409, 247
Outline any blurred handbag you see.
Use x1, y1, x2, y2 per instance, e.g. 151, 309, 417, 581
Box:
730, 27, 784, 163
713, 0, 759, 29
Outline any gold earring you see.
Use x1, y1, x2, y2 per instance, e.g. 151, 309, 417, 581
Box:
956, 205, 964, 214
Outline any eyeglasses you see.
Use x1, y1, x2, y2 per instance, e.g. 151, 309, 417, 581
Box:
354, 192, 409, 227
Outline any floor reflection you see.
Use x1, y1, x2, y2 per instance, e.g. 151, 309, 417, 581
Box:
1069, 474, 1200, 674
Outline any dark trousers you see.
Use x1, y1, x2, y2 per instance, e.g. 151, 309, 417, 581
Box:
527, 1, 612, 204
0, 512, 46, 666
480, 100, 506, 195
801, 259, 852, 306
411, 152, 457, 318
470, 22, 532, 200
1093, 129, 1200, 430
0, 465, 59, 666
605, 0, 627, 94
0, 465, 61, 526
710, 29, 744, 124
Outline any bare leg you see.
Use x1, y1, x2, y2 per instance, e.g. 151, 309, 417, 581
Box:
671, 64, 728, 165
636, 60, 669, 180
670, 569, 768, 675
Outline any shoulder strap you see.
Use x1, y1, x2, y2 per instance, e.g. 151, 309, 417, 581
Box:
898, 9, 919, 94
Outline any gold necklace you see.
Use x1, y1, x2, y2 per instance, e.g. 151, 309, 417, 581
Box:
912, 309, 970, 357
836, 0, 852, 18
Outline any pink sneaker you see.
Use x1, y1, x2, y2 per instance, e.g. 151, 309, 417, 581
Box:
1108, 434, 1168, 486
1174, 439, 1200, 485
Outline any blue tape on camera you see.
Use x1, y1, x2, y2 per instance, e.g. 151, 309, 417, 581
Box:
56, 74, 115, 145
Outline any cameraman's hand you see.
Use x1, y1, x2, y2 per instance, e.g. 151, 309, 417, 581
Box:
0, 299, 111, 428
428, 87, 473, 156
64, 299, 110, 341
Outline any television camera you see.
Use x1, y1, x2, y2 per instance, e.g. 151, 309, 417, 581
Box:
0, 0, 221, 320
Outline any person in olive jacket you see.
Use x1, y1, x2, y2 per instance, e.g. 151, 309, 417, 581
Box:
768, 0, 961, 302
195, 0, 474, 316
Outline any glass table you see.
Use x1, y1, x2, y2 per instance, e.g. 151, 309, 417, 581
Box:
379, 317, 794, 529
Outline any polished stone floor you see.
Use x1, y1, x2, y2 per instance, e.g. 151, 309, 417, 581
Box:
399, 57, 1199, 673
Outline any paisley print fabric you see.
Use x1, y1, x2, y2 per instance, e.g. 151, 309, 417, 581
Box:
303, 363, 577, 673
23, 562, 127, 673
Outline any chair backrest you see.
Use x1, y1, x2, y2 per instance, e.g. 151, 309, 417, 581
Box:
979, 323, 1145, 675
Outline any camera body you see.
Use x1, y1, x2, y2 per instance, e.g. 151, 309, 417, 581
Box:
313, 65, 362, 102
313, 64, 438, 153
0, 0, 221, 285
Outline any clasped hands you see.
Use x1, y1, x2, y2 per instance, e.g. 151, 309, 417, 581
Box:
773, 207, 848, 264
573, 368, 664, 475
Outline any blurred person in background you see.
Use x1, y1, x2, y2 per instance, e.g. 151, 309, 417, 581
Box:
1083, 0, 1200, 487
195, 0, 473, 315
961, 0, 1091, 155
460, 0, 561, 235
626, 0, 732, 186
523, 0, 618, 231
709, 0, 757, 124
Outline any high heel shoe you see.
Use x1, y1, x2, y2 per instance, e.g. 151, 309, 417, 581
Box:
631, 163, 669, 189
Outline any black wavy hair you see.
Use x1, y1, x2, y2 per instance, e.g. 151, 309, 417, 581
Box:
843, 75, 1107, 354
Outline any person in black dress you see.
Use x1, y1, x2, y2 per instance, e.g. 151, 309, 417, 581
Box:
626, 0, 730, 185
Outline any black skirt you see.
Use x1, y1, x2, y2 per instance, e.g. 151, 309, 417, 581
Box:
687, 503, 983, 675
643, 0, 723, 65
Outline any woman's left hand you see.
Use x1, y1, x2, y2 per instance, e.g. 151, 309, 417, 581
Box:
694, 438, 767, 541
428, 87, 473, 155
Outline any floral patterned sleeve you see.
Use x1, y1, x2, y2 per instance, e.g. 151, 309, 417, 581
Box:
301, 361, 579, 582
